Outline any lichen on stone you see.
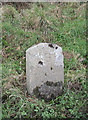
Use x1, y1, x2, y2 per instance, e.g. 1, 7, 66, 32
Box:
33, 81, 63, 101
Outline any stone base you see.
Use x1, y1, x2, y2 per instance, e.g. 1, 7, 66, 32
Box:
33, 81, 64, 101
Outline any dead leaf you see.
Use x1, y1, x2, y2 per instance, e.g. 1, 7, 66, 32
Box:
16, 46, 20, 50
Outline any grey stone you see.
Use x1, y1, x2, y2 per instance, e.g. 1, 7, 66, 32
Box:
26, 43, 64, 100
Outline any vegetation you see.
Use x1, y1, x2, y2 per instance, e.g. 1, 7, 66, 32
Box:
1, 2, 87, 119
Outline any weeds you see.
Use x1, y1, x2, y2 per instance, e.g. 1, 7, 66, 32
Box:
2, 3, 87, 119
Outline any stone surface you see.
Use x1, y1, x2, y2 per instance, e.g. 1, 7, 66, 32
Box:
26, 43, 64, 101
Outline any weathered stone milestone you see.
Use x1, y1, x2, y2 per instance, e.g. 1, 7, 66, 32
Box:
26, 43, 64, 101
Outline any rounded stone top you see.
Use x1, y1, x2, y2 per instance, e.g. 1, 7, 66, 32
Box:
26, 43, 64, 67
26, 43, 62, 53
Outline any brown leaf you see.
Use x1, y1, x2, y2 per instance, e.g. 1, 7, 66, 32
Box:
16, 46, 20, 50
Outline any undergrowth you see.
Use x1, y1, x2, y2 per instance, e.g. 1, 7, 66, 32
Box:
1, 2, 87, 119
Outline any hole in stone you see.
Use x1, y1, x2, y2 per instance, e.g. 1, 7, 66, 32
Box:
51, 67, 53, 70
48, 44, 54, 48
38, 61, 43, 65
45, 73, 47, 76
55, 47, 58, 49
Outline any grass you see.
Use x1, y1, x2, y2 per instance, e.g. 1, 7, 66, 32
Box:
2, 2, 87, 119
